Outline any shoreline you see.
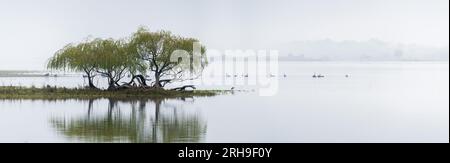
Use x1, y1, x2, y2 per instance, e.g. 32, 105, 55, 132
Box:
0, 86, 224, 100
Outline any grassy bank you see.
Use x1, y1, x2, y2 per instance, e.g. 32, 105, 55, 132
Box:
0, 86, 224, 100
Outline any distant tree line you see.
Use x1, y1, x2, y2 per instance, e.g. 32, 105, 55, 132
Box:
47, 27, 207, 90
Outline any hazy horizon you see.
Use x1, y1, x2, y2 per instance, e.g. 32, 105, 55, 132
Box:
0, 0, 449, 70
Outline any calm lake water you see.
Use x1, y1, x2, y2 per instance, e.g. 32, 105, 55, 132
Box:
0, 62, 448, 143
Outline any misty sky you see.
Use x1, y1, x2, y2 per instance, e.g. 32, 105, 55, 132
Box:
0, 0, 448, 70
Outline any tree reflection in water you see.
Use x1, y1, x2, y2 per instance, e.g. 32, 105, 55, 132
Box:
50, 98, 207, 143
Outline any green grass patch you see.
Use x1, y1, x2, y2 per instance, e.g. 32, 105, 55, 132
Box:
0, 86, 227, 100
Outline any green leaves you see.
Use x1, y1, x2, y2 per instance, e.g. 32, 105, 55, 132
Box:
129, 27, 208, 86
47, 26, 207, 89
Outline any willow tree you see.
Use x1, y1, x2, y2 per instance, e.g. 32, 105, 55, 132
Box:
129, 27, 207, 88
92, 39, 143, 90
47, 41, 98, 89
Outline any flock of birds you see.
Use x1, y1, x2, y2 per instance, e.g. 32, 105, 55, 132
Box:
229, 73, 350, 91
312, 73, 325, 78
311, 73, 350, 78
225, 73, 350, 78
225, 74, 288, 78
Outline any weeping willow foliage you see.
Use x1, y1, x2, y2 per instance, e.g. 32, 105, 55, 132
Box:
47, 40, 100, 88
47, 41, 96, 72
91, 39, 137, 89
47, 26, 207, 89
129, 27, 208, 87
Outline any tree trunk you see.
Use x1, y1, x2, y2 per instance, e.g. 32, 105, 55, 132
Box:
84, 70, 96, 89
87, 75, 96, 89
154, 73, 162, 88
126, 75, 148, 87
135, 75, 148, 86
108, 77, 116, 90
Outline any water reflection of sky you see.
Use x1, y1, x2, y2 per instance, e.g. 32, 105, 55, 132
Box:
0, 62, 448, 143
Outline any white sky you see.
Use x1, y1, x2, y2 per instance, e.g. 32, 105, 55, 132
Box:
0, 0, 448, 70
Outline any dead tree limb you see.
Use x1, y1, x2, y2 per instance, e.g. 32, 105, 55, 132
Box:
171, 85, 196, 91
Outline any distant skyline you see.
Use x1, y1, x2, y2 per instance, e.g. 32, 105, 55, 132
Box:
277, 39, 449, 61
0, 0, 449, 70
